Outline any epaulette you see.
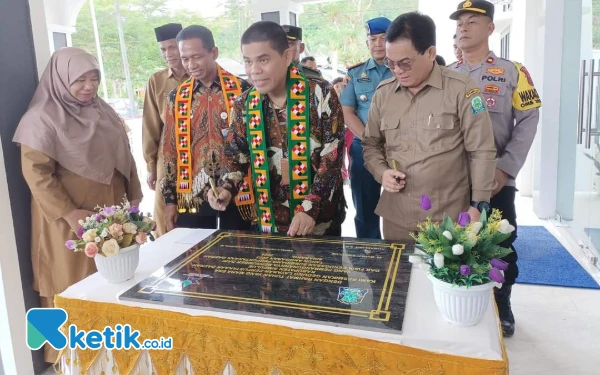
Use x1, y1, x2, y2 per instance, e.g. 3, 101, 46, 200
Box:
442, 68, 470, 84
346, 61, 365, 71
376, 77, 397, 89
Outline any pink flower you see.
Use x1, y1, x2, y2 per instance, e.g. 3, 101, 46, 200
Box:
84, 242, 99, 258
108, 224, 123, 238
135, 232, 147, 245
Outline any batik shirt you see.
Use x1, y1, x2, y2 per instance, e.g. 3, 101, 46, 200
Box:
221, 78, 346, 234
161, 76, 251, 209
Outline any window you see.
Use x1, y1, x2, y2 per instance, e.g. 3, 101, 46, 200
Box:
289, 12, 297, 26
261, 11, 280, 24
500, 32, 510, 60
53, 32, 67, 51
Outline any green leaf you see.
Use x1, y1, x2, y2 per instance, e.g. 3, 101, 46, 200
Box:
443, 216, 454, 232
480, 208, 488, 224
441, 246, 460, 260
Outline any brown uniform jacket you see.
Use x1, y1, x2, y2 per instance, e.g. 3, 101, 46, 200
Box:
362, 63, 497, 230
142, 68, 189, 173
21, 146, 142, 297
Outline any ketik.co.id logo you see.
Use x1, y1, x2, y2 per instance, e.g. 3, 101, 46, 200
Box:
26, 308, 173, 350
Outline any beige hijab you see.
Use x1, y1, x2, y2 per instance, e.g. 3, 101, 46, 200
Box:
13, 47, 133, 185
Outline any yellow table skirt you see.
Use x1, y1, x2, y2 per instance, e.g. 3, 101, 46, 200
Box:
55, 295, 508, 375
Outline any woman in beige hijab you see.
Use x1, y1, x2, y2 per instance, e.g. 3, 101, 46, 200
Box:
13, 47, 142, 363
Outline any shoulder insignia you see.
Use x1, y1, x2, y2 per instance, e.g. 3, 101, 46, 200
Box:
465, 88, 481, 98
346, 61, 365, 70
512, 61, 541, 110
486, 56, 495, 64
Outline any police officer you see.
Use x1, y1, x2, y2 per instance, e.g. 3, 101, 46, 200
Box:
362, 12, 496, 243
282, 25, 323, 79
339, 17, 394, 239
449, 0, 542, 338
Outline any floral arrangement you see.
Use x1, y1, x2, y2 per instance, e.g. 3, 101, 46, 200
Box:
65, 199, 156, 258
408, 194, 515, 288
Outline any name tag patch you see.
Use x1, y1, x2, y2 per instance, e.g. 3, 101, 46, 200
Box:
482, 75, 507, 83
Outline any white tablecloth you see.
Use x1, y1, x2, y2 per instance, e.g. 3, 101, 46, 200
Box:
59, 228, 504, 374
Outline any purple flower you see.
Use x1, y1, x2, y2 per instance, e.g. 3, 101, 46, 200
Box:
460, 265, 472, 276
76, 226, 85, 238
420, 194, 432, 211
458, 212, 471, 227
129, 206, 140, 214
95, 214, 105, 222
489, 267, 505, 283
65, 240, 77, 250
490, 258, 509, 271
103, 206, 115, 216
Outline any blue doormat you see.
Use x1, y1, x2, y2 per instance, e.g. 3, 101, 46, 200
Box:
514, 226, 600, 289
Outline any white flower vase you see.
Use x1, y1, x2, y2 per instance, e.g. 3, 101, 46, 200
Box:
427, 273, 494, 326
94, 244, 140, 283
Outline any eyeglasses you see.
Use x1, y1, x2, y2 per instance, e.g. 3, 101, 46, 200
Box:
383, 56, 417, 71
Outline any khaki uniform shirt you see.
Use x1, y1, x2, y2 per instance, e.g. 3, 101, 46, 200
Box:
142, 68, 189, 173
362, 63, 497, 229
448, 52, 541, 186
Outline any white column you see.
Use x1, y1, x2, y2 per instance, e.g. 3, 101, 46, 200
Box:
251, 0, 304, 25
0, 142, 34, 375
418, 0, 457, 63
29, 0, 52, 76
535, 0, 583, 219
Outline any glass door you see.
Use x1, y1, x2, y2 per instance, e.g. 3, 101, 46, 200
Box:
568, 59, 600, 267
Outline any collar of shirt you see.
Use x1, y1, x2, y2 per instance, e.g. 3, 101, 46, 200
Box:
192, 73, 222, 92
462, 50, 498, 72
365, 58, 389, 74
168, 68, 188, 81
395, 62, 443, 92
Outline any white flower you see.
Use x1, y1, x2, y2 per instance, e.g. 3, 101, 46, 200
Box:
101, 228, 109, 238
102, 239, 120, 257
467, 232, 478, 244
434, 253, 445, 268
452, 244, 464, 256
499, 219, 516, 234
442, 231, 453, 240
408, 255, 423, 264
123, 223, 138, 234
420, 263, 432, 271
82, 229, 97, 243
78, 219, 85, 226
470, 222, 483, 235
95, 237, 101, 243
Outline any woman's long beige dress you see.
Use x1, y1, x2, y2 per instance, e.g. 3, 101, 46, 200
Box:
21, 145, 142, 362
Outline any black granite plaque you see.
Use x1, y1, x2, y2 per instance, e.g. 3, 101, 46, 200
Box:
120, 231, 413, 333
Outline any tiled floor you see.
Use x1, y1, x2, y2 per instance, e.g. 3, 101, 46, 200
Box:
40, 120, 600, 375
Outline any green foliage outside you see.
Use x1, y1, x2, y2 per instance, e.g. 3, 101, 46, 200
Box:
72, 0, 417, 100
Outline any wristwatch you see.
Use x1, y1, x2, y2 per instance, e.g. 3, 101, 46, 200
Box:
471, 201, 491, 214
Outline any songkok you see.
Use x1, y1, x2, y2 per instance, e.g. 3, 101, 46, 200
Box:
155, 23, 183, 42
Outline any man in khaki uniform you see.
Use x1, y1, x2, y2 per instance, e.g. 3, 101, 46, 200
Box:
449, 0, 542, 338
142, 23, 189, 237
362, 12, 497, 242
